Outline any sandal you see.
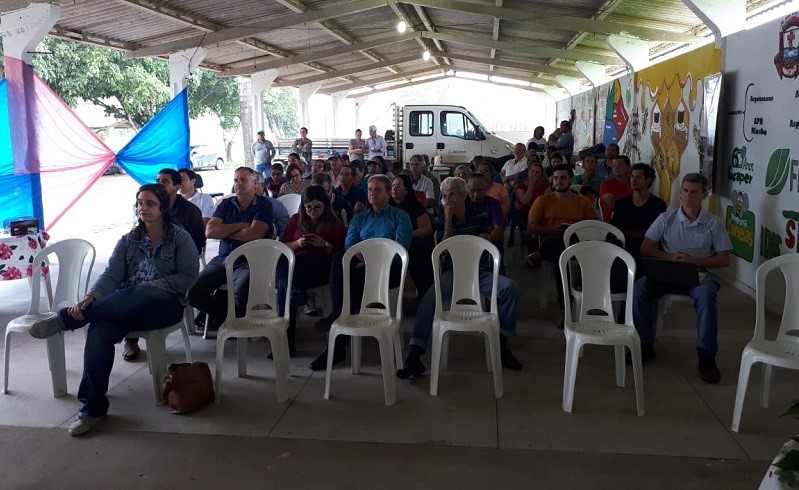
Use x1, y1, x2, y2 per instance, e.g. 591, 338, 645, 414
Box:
122, 340, 141, 362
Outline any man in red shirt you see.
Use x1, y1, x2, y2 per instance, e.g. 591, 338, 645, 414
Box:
599, 154, 632, 222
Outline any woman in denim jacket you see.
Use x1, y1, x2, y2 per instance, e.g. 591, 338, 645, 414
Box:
31, 184, 199, 436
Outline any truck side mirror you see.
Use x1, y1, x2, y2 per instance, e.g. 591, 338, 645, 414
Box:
474, 127, 485, 141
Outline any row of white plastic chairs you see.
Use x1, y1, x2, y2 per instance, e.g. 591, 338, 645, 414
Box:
3, 232, 797, 430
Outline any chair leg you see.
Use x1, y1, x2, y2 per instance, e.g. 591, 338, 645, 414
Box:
46, 332, 68, 397
429, 325, 443, 396
731, 356, 754, 432
351, 336, 362, 375
147, 336, 168, 405
441, 331, 449, 371
272, 331, 290, 403
3, 331, 12, 394
324, 332, 338, 400
214, 332, 226, 403
760, 363, 774, 409
628, 339, 645, 416
484, 333, 493, 373
562, 336, 580, 413
237, 338, 248, 377
378, 333, 397, 406
488, 330, 503, 398
181, 311, 193, 363
614, 344, 625, 388
393, 330, 404, 370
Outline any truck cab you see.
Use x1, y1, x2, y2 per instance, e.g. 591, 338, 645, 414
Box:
398, 105, 513, 167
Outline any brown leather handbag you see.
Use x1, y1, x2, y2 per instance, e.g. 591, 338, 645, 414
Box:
162, 362, 215, 414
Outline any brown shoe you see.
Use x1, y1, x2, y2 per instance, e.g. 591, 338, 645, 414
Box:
122, 340, 141, 362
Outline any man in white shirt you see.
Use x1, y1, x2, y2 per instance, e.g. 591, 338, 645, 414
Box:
365, 125, 386, 160
500, 143, 528, 192
409, 154, 436, 209
178, 168, 215, 225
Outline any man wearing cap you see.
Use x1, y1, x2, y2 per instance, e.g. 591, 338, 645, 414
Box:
252, 130, 276, 177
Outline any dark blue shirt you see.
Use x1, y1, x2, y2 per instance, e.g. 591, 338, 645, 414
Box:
333, 185, 367, 210
213, 195, 274, 258
332, 195, 354, 223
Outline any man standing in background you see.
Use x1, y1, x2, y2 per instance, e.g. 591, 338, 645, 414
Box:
252, 130, 276, 177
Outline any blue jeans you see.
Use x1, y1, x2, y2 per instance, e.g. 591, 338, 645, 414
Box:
409, 269, 519, 352
58, 285, 184, 417
188, 256, 251, 322
632, 275, 721, 355
255, 162, 272, 178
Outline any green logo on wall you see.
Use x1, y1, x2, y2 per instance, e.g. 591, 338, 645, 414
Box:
765, 148, 791, 195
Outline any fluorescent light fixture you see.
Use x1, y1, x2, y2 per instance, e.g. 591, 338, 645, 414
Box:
397, 21, 407, 33
422, 50, 431, 61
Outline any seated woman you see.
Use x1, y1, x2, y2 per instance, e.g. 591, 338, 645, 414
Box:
515, 162, 549, 263
389, 174, 434, 300
277, 185, 346, 353
278, 163, 312, 197
30, 184, 199, 436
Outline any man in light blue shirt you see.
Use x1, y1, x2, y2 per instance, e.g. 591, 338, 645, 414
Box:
633, 173, 732, 384
309, 174, 412, 370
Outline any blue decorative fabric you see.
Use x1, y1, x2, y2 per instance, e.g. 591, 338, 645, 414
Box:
0, 80, 11, 177
115, 89, 191, 185
0, 173, 42, 225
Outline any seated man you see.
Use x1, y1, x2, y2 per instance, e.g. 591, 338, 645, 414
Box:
310, 174, 412, 371
254, 170, 290, 238
572, 154, 603, 193
633, 173, 732, 383
599, 154, 632, 222
178, 168, 215, 226
611, 163, 666, 266
313, 172, 353, 224
188, 167, 274, 337
528, 164, 597, 328
333, 164, 367, 214
409, 154, 437, 209
397, 176, 522, 380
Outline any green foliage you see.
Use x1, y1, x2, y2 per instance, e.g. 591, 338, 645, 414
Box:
263, 87, 299, 138
186, 70, 240, 160
33, 38, 170, 129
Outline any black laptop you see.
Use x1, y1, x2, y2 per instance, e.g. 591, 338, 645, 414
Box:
642, 258, 705, 287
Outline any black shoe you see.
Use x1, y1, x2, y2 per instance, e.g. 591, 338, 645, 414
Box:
396, 353, 426, 380
626, 343, 655, 365
501, 346, 523, 371
309, 338, 347, 371
698, 350, 720, 384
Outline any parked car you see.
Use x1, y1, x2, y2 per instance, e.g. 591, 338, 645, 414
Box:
103, 161, 125, 175
189, 145, 225, 170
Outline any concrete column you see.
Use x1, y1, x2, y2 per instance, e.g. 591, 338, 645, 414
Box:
168, 47, 207, 97
2, 3, 60, 64
354, 96, 367, 129
250, 69, 278, 135
682, 0, 744, 46
330, 91, 349, 137
607, 35, 649, 72
298, 82, 322, 128
575, 61, 609, 87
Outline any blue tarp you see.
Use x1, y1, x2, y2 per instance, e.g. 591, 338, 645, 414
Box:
115, 89, 191, 185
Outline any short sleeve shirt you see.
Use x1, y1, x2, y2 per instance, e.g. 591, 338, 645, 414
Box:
645, 208, 733, 259
413, 174, 436, 200
611, 194, 667, 234
599, 177, 632, 222
213, 195, 274, 258
333, 185, 368, 210
185, 191, 215, 219
501, 157, 528, 178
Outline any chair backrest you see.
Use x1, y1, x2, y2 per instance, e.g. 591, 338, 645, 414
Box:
431, 235, 500, 317
563, 220, 625, 248
223, 239, 294, 322
341, 238, 408, 320
755, 254, 799, 342
559, 241, 636, 326
28, 239, 96, 315
277, 193, 302, 215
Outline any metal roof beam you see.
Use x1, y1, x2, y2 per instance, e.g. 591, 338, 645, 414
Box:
438, 52, 581, 78
127, 0, 396, 58
319, 67, 443, 94
343, 74, 447, 97
446, 67, 557, 87
405, 0, 700, 43
269, 55, 420, 85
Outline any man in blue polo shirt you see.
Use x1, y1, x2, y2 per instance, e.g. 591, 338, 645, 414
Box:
333, 164, 367, 214
188, 167, 274, 337
633, 172, 732, 383
309, 174, 412, 370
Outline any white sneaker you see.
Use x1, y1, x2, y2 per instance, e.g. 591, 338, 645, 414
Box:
68, 414, 101, 436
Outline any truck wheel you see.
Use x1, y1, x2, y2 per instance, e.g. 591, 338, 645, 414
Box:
215, 158, 224, 170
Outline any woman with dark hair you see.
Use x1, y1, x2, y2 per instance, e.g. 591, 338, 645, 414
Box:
389, 174, 434, 300
515, 162, 549, 258
278, 185, 346, 352
30, 184, 199, 436
279, 163, 312, 196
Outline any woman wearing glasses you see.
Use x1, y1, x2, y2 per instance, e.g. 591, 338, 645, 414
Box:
278, 185, 346, 353
389, 174, 434, 300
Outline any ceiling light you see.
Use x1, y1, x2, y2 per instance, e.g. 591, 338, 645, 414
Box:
422, 50, 431, 61
397, 21, 407, 33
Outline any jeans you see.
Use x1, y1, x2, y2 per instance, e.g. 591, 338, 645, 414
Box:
276, 254, 333, 322
409, 269, 520, 352
58, 285, 184, 417
327, 251, 403, 320
255, 162, 272, 178
632, 275, 721, 355
188, 256, 251, 324
539, 237, 567, 311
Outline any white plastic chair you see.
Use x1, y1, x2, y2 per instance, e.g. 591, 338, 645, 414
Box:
559, 241, 644, 416
277, 193, 302, 216
654, 294, 693, 338
215, 239, 293, 403
731, 254, 799, 433
3, 239, 95, 397
563, 221, 626, 320
324, 238, 408, 406
127, 305, 194, 404
429, 235, 503, 398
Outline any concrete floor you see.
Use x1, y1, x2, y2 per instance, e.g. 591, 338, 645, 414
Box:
0, 233, 795, 488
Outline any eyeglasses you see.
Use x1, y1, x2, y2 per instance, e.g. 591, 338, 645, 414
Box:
304, 204, 324, 211
391, 184, 405, 190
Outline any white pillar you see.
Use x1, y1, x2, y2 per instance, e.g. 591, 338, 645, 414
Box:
168, 47, 207, 97
2, 3, 60, 64
330, 91, 349, 138
250, 69, 278, 135
298, 82, 322, 128
682, 0, 745, 46
354, 96, 367, 129
607, 35, 650, 72
575, 61, 609, 87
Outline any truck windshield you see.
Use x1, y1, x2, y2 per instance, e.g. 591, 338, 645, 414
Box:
464, 109, 489, 133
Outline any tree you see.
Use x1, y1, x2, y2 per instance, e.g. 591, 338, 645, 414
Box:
263, 87, 299, 139
33, 38, 171, 129
187, 70, 240, 161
